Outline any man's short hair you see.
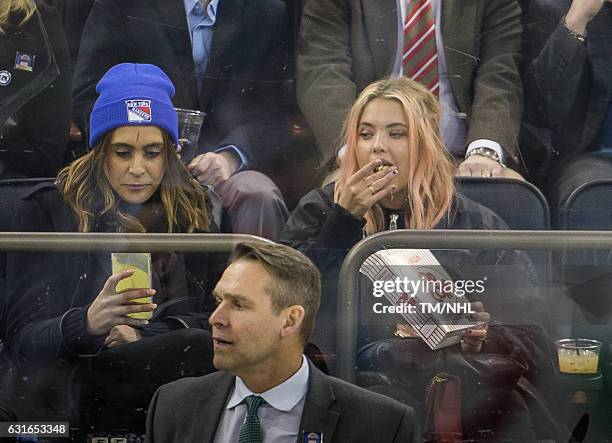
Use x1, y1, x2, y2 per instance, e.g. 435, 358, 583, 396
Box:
230, 242, 321, 344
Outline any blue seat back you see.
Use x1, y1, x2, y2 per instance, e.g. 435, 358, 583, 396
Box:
456, 177, 550, 230
559, 179, 612, 232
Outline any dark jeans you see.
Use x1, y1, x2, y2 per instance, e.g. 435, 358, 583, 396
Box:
214, 171, 289, 241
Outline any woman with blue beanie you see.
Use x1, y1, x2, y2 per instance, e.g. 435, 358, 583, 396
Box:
3, 63, 219, 432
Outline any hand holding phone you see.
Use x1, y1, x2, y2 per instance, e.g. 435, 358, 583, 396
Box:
86, 268, 157, 336
111, 252, 154, 320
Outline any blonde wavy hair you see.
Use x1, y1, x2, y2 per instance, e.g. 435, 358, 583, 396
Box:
335, 77, 455, 234
57, 129, 212, 233
0, 0, 36, 34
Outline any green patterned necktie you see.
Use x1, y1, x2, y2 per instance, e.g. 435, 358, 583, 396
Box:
238, 395, 265, 443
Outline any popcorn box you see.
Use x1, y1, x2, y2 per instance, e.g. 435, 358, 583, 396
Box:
360, 249, 483, 349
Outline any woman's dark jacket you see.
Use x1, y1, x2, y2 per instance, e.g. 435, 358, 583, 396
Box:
5, 183, 219, 368
281, 184, 554, 441
0, 0, 72, 178
280, 184, 551, 378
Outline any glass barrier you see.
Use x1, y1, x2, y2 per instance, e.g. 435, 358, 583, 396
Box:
0, 233, 270, 442
2, 0, 612, 439
336, 230, 612, 442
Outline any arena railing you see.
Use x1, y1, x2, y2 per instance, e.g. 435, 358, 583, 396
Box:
0, 232, 273, 252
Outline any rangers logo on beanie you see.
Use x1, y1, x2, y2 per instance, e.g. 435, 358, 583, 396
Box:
89, 63, 179, 148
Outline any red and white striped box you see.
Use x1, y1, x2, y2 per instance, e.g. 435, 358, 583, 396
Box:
360, 249, 483, 350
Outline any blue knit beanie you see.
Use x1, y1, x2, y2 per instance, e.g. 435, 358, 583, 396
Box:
89, 63, 179, 148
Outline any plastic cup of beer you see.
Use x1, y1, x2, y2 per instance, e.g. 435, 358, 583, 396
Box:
175, 108, 205, 160
556, 339, 602, 374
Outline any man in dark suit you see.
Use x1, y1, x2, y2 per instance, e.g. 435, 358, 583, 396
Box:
520, 0, 612, 211
72, 0, 290, 239
52, 0, 95, 67
145, 242, 419, 442
297, 0, 525, 178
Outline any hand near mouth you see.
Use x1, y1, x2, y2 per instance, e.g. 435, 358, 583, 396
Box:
336, 159, 399, 219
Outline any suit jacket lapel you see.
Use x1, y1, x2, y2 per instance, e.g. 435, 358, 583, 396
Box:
199, 0, 245, 109
152, 0, 198, 99
362, 0, 397, 79
197, 373, 235, 442
298, 363, 340, 441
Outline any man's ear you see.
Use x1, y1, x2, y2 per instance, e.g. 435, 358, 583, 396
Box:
280, 305, 305, 339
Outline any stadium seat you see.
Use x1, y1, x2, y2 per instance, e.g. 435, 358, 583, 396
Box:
456, 177, 550, 230
456, 177, 551, 306
558, 179, 612, 231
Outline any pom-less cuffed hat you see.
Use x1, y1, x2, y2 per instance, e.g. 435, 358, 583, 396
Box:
89, 63, 179, 147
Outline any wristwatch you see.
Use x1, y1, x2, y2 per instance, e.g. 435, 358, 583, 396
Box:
465, 146, 504, 166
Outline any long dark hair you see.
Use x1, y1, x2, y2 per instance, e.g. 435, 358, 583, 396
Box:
56, 129, 212, 233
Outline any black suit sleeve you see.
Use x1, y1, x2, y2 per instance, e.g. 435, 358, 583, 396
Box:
72, 0, 128, 137
522, 2, 587, 129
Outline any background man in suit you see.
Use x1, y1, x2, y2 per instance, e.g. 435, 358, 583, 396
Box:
146, 242, 418, 442
297, 0, 525, 179
72, 0, 290, 239
520, 0, 612, 212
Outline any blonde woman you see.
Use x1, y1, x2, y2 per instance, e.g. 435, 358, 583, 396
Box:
0, 0, 72, 178
283, 77, 495, 345
287, 76, 457, 239
4, 64, 218, 426
282, 77, 551, 440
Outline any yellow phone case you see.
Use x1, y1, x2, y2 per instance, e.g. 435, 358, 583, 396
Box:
111, 252, 153, 320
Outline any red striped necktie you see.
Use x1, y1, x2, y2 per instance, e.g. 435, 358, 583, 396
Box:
402, 0, 440, 96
